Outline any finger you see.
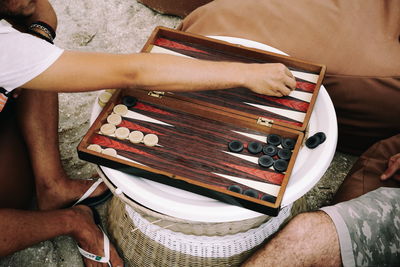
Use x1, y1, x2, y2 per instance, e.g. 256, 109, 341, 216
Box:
270, 84, 289, 97
285, 67, 295, 79
285, 76, 297, 90
271, 90, 284, 97
381, 159, 400, 180
280, 86, 292, 96
389, 153, 400, 162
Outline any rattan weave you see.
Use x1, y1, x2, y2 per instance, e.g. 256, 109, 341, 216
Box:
106, 195, 308, 266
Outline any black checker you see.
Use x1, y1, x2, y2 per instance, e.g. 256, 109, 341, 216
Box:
278, 148, 292, 160
243, 189, 259, 198
273, 159, 288, 172
228, 185, 243, 194
122, 96, 138, 108
282, 138, 296, 150
228, 140, 244, 153
248, 141, 263, 154
267, 134, 282, 146
258, 155, 274, 168
305, 135, 321, 149
262, 145, 278, 157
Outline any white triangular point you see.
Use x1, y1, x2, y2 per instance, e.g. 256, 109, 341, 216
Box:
245, 102, 305, 122
223, 151, 275, 170
124, 110, 174, 127
288, 90, 312, 103
291, 71, 319, 83
99, 146, 148, 167
223, 151, 259, 164
150, 45, 193, 59
117, 154, 147, 167
232, 131, 266, 143
213, 173, 280, 196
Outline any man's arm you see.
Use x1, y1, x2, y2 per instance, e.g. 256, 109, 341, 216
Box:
22, 51, 296, 96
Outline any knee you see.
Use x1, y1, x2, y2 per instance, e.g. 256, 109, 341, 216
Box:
284, 212, 331, 240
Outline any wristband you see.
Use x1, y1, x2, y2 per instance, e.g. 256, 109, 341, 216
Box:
27, 28, 54, 44
28, 21, 56, 42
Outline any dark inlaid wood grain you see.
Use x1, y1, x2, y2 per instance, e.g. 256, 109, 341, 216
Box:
90, 100, 292, 201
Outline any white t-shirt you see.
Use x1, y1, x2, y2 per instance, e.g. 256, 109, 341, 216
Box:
0, 19, 64, 92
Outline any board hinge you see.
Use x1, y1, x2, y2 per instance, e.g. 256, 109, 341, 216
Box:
257, 117, 274, 127
148, 91, 165, 98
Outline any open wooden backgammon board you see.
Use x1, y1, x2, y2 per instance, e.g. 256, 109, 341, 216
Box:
78, 27, 326, 216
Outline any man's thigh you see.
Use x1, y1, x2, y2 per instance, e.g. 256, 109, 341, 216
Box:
0, 100, 35, 209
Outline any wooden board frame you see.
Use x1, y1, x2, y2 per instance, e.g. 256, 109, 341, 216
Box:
78, 27, 326, 216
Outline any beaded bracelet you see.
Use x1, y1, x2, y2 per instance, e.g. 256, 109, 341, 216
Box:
28, 21, 56, 43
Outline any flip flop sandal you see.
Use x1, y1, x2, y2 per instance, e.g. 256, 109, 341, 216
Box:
77, 207, 112, 266
72, 179, 113, 207
78, 227, 111, 266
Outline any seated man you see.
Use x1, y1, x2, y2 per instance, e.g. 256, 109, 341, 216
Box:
179, 0, 400, 155
175, 1, 399, 265
242, 134, 400, 267
0, 0, 296, 265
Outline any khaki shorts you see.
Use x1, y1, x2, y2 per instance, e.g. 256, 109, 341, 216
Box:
322, 187, 400, 267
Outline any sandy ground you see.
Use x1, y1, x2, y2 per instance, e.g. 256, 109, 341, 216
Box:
0, 0, 357, 266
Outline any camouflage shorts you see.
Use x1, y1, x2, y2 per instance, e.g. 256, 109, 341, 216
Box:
321, 187, 400, 267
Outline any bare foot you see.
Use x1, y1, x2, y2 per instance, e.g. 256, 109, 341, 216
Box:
71, 205, 124, 267
37, 177, 109, 210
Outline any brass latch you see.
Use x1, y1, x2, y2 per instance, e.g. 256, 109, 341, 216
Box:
148, 91, 165, 98
257, 117, 274, 127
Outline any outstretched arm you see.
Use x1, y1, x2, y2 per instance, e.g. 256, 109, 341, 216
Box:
22, 51, 296, 96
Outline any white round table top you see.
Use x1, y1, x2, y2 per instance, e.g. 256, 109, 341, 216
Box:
92, 36, 337, 223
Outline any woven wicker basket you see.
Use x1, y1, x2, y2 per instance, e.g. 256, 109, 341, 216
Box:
106, 194, 308, 266
100, 168, 274, 236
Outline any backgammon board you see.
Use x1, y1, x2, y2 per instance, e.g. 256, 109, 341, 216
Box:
78, 27, 326, 215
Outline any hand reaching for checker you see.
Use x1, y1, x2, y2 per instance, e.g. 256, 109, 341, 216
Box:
381, 153, 400, 182
244, 63, 297, 97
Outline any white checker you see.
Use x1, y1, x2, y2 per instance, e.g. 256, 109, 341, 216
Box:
115, 127, 130, 140
143, 134, 159, 147
129, 131, 144, 144
98, 91, 112, 107
107, 113, 122, 125
87, 144, 102, 153
100, 123, 116, 136
113, 104, 128, 116
102, 148, 118, 157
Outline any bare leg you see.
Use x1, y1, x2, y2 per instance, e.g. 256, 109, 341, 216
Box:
15, 90, 108, 210
0, 100, 34, 209
242, 211, 342, 267
0, 205, 123, 266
